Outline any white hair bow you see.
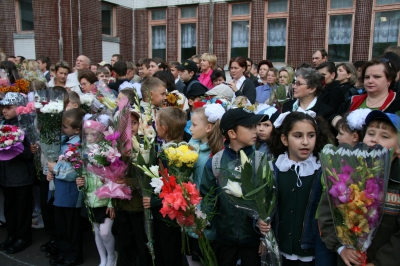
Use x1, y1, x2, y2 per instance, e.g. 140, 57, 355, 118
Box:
273, 110, 317, 128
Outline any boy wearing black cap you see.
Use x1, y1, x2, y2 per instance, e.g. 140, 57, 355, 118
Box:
176, 59, 208, 97
319, 110, 400, 266
200, 107, 271, 266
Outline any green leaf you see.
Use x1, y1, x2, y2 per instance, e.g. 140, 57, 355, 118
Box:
244, 182, 269, 197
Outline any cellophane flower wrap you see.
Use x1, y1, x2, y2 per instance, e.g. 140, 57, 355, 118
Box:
159, 142, 199, 182
218, 150, 281, 266
158, 167, 218, 266
37, 89, 64, 191
0, 125, 25, 160
93, 81, 117, 111
79, 94, 95, 113
89, 98, 132, 200
16, 101, 41, 175
165, 90, 185, 109
320, 143, 390, 265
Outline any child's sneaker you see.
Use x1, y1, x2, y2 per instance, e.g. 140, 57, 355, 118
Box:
32, 209, 41, 219
32, 214, 44, 229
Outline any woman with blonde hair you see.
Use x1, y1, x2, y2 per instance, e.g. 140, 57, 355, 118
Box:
199, 53, 217, 89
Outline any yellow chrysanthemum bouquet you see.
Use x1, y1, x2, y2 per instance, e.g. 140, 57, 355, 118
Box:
161, 142, 199, 182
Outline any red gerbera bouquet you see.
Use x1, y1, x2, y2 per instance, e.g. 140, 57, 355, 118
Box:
0, 125, 25, 160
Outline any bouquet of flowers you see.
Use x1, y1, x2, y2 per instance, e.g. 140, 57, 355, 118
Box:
165, 90, 185, 109
22, 69, 47, 83
219, 150, 280, 266
37, 89, 64, 190
16, 101, 41, 175
320, 143, 390, 265
196, 95, 232, 110
79, 94, 95, 113
155, 167, 218, 266
0, 79, 30, 94
0, 69, 9, 87
0, 125, 25, 160
88, 98, 132, 200
159, 142, 199, 182
94, 81, 117, 111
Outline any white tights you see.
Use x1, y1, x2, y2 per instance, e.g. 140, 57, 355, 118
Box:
93, 218, 116, 266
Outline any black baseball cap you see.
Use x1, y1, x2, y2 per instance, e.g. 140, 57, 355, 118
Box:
220, 107, 269, 134
176, 60, 198, 73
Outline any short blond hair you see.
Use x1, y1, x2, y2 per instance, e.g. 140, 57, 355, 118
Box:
156, 107, 187, 142
201, 53, 217, 69
68, 91, 80, 105
141, 77, 166, 101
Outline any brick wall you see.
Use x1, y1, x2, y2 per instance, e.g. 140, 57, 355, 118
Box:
213, 2, 229, 66
134, 9, 149, 61
0, 0, 17, 57
167, 7, 178, 62
117, 6, 133, 61
32, 0, 59, 64
250, 0, 265, 63
198, 4, 210, 56
80, 0, 102, 65
352, 0, 373, 62
287, 0, 328, 67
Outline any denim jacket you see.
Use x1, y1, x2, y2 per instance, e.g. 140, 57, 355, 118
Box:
273, 162, 322, 250
53, 135, 83, 208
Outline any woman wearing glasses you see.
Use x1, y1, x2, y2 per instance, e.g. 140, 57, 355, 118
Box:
282, 67, 334, 122
227, 56, 256, 104
332, 58, 400, 127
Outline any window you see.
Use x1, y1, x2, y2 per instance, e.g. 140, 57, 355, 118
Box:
229, 3, 251, 59
102, 3, 115, 36
372, 11, 400, 56
179, 7, 197, 61
326, 1, 355, 62
149, 9, 167, 61
370, 0, 400, 58
265, 0, 289, 62
17, 0, 34, 32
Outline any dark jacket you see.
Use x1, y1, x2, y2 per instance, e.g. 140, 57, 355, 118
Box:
183, 77, 208, 98
0, 117, 34, 187
109, 78, 129, 93
235, 78, 256, 104
175, 79, 186, 93
339, 82, 359, 100
319, 80, 346, 113
319, 158, 400, 266
200, 145, 262, 247
282, 98, 335, 123
45, 71, 51, 82
273, 163, 323, 250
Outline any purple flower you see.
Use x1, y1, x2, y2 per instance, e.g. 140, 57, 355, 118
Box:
366, 202, 380, 227
329, 183, 350, 203
365, 179, 380, 201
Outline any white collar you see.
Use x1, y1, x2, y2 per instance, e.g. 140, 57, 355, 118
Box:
175, 78, 179, 84
275, 152, 320, 187
292, 97, 317, 112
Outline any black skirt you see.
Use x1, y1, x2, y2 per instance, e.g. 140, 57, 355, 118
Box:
81, 205, 110, 224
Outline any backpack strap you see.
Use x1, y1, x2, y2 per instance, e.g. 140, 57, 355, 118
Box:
211, 150, 225, 178
186, 80, 201, 95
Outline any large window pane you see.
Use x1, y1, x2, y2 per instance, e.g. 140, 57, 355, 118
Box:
231, 21, 249, 58
268, 0, 288, 13
376, 0, 400, 5
232, 4, 250, 15
181, 7, 196, 18
267, 18, 287, 62
373, 11, 400, 57
328, 15, 352, 62
181, 24, 196, 60
330, 0, 353, 9
152, 25, 166, 61
102, 4, 113, 35
19, 0, 34, 31
152, 9, 166, 20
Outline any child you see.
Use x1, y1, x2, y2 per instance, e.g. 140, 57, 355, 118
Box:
319, 110, 400, 266
140, 77, 167, 117
66, 91, 80, 111
269, 111, 335, 266
335, 109, 370, 147
96, 67, 111, 84
114, 107, 151, 266
256, 105, 280, 154
0, 92, 34, 254
169, 61, 185, 93
76, 114, 116, 266
184, 84, 208, 142
143, 107, 187, 265
187, 104, 225, 265
200, 107, 271, 266
210, 70, 226, 87
116, 88, 139, 108
47, 108, 86, 265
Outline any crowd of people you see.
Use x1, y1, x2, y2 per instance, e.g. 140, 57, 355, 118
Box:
0, 45, 399, 266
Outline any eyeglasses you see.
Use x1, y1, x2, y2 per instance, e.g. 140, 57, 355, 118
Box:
293, 81, 307, 86
379, 58, 393, 69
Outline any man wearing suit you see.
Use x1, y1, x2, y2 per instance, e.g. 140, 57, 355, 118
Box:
37, 56, 51, 82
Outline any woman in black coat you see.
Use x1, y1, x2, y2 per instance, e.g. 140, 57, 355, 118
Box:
227, 57, 256, 104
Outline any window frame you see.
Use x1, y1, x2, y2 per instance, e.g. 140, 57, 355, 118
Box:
178, 6, 198, 62
325, 0, 356, 62
263, 0, 290, 63
228, 2, 252, 64
369, 0, 400, 59
15, 0, 34, 33
148, 9, 168, 60
101, 2, 117, 37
